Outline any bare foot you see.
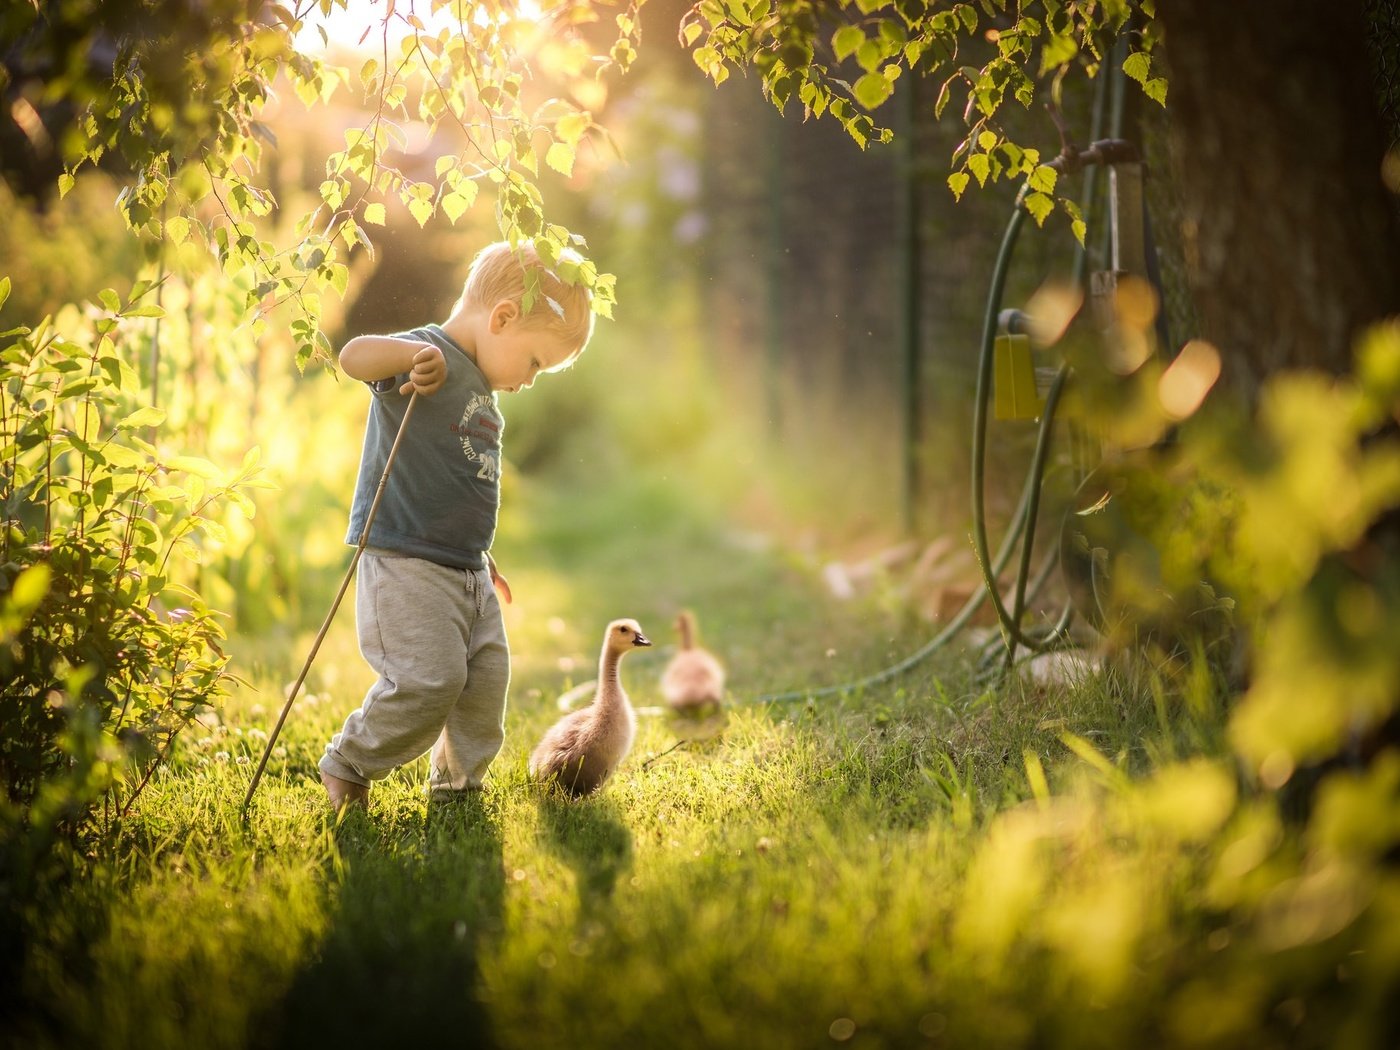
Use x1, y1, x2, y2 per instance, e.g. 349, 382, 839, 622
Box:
321, 770, 369, 810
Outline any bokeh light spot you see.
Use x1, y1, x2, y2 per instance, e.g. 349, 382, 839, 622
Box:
1382, 146, 1400, 193
1025, 279, 1083, 347
1113, 274, 1159, 333
1260, 750, 1295, 789
918, 1012, 948, 1037
1159, 339, 1221, 419
829, 1018, 857, 1041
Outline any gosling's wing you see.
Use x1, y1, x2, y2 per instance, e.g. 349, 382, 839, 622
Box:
529, 710, 593, 779
531, 709, 625, 796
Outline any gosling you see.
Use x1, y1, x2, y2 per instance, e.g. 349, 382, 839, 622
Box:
660, 610, 726, 718
529, 618, 652, 797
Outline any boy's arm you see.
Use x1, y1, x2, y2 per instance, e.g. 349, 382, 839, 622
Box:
486, 552, 513, 604
340, 336, 447, 396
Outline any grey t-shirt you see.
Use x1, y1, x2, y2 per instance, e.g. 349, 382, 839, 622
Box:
345, 325, 502, 569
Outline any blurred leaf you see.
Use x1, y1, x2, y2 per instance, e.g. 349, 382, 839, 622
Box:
854, 72, 894, 110
1309, 752, 1400, 860
1123, 50, 1151, 84
1060, 732, 1129, 787
1132, 760, 1237, 842
1022, 749, 1050, 808
164, 455, 221, 480
545, 142, 575, 177
7, 564, 52, 620
1355, 319, 1400, 422
1024, 190, 1054, 225
833, 25, 864, 62
968, 152, 991, 186
1040, 32, 1078, 71
407, 198, 433, 228
1028, 164, 1058, 194
116, 407, 167, 430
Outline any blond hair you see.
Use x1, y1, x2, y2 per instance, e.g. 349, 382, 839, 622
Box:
455, 240, 594, 353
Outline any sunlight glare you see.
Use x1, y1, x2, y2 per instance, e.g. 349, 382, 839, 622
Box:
1024, 278, 1083, 348
1382, 146, 1400, 194
1102, 275, 1158, 375
1113, 274, 1159, 333
1158, 339, 1221, 420
1105, 327, 1152, 375
294, 0, 546, 56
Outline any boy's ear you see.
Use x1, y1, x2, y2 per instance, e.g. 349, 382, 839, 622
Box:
490, 299, 520, 332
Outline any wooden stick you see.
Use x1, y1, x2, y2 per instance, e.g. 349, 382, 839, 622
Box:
241, 391, 420, 819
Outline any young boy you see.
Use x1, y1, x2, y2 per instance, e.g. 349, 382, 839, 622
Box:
319, 240, 594, 809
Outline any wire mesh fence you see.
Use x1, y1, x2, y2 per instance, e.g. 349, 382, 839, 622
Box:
1368, 0, 1400, 145
697, 51, 1152, 539
694, 9, 1397, 543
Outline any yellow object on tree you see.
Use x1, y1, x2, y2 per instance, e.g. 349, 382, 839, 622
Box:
994, 333, 1045, 420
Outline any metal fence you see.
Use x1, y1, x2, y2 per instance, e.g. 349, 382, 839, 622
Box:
1369, 0, 1400, 145
696, 55, 1150, 537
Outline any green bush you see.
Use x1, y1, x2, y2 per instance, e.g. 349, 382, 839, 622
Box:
1067, 315, 1400, 779
0, 275, 265, 820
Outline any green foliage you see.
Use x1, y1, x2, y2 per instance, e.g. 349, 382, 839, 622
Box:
1062, 290, 1400, 778
0, 179, 150, 326
1, 6, 1397, 1043
0, 279, 268, 820
681, 0, 1164, 228
2, 463, 1398, 1047
2, 0, 637, 367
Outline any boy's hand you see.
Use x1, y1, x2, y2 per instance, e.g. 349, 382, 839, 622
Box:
399, 344, 446, 396
486, 553, 513, 604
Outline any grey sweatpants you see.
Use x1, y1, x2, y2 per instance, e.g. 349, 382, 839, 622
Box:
319, 551, 509, 794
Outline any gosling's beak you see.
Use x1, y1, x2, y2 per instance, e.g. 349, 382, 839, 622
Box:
633, 631, 652, 648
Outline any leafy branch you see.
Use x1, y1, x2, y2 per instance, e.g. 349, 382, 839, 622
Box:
13, 0, 640, 368
680, 0, 1165, 228
0, 277, 267, 818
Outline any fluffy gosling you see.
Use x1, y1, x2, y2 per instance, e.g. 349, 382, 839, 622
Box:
660, 610, 725, 717
529, 618, 652, 797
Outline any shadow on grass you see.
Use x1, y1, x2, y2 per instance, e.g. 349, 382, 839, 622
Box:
536, 791, 633, 922
258, 794, 505, 1048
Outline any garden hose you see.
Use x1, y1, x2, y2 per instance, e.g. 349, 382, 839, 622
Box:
967, 198, 1062, 654
1000, 363, 1075, 670
964, 36, 1139, 674
752, 47, 1124, 706
753, 431, 1057, 705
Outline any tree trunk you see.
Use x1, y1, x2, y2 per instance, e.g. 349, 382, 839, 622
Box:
1157, 0, 1400, 400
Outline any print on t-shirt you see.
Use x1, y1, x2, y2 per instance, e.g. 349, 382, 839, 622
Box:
455, 391, 502, 483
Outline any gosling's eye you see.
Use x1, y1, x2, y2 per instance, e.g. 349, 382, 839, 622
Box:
530, 358, 540, 371
619, 626, 631, 635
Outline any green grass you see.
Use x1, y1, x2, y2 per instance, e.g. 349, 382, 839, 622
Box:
7, 467, 1400, 1050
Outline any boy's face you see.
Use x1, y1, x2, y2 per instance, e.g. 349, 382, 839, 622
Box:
477, 300, 578, 393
